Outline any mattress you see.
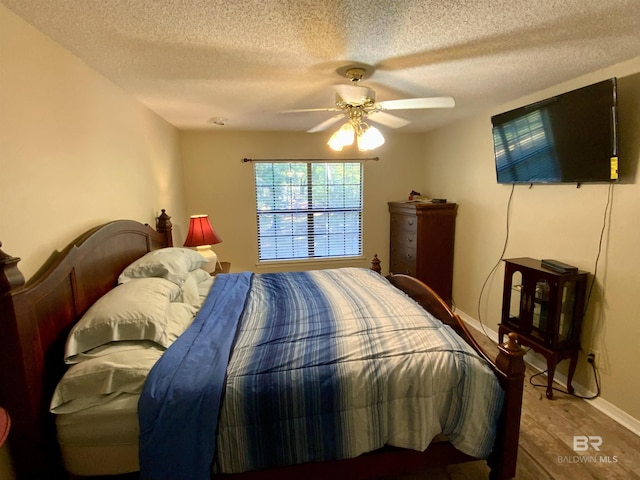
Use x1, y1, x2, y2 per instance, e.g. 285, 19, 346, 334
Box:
54, 393, 452, 477
55, 393, 140, 475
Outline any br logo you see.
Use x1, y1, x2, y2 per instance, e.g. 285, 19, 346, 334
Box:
573, 435, 602, 452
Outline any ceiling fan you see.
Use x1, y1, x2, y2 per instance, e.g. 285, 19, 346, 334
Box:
283, 65, 455, 134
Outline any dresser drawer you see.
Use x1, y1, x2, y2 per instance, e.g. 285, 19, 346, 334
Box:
390, 214, 417, 235
390, 214, 418, 252
390, 229, 417, 250
389, 256, 416, 276
390, 242, 417, 276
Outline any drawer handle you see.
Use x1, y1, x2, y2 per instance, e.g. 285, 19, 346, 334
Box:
407, 237, 413, 243
407, 220, 414, 226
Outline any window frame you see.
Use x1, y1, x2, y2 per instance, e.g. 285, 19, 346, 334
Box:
253, 160, 364, 265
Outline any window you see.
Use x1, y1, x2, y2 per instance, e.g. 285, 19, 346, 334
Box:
254, 162, 363, 262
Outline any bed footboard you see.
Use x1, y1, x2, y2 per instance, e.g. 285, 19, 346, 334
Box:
386, 272, 525, 479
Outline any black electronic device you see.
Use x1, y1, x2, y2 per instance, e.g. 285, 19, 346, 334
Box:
431, 198, 447, 203
541, 259, 579, 274
491, 78, 618, 184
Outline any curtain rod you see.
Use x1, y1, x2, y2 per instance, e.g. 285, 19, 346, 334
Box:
242, 157, 379, 163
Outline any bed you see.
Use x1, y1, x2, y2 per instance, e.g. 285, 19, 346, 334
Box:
0, 211, 525, 480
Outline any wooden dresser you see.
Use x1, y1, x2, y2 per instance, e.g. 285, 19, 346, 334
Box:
388, 202, 457, 306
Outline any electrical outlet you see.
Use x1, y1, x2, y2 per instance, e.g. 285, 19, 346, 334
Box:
587, 352, 596, 365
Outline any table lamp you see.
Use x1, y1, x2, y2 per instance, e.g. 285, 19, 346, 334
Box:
183, 214, 222, 273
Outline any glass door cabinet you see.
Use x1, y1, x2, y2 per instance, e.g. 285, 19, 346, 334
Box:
499, 257, 589, 399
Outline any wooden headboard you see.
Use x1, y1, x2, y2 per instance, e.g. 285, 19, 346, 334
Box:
0, 210, 173, 479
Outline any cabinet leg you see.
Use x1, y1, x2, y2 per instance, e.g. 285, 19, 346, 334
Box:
566, 352, 578, 395
498, 326, 506, 344
546, 357, 557, 400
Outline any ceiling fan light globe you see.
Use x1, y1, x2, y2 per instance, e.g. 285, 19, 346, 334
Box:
338, 121, 356, 144
328, 122, 355, 150
357, 125, 385, 151
328, 142, 344, 151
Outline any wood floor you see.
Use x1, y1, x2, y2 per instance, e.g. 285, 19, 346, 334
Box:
388, 333, 640, 480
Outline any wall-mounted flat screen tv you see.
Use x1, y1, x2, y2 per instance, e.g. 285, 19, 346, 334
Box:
491, 78, 618, 184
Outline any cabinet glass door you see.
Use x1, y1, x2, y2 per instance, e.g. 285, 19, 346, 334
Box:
559, 281, 578, 342
508, 270, 523, 327
532, 279, 550, 340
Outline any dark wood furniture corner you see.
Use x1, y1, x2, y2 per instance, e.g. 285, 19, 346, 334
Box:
388, 201, 457, 306
498, 257, 589, 399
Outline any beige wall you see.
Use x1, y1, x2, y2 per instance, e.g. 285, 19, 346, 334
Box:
421, 57, 640, 421
0, 5, 187, 280
179, 130, 425, 273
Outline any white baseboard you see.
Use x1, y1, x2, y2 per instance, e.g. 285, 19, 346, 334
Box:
456, 309, 640, 438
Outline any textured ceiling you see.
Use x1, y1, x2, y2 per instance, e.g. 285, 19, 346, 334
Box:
3, 0, 640, 132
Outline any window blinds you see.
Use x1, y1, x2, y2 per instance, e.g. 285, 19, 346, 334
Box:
254, 162, 363, 262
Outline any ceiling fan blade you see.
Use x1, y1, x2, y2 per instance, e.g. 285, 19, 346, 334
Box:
333, 85, 375, 105
378, 96, 455, 110
280, 107, 340, 114
367, 111, 411, 129
307, 114, 345, 133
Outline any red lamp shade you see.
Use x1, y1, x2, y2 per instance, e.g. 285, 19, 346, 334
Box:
183, 215, 222, 247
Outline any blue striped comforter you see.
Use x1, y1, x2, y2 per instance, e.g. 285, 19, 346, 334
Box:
140, 268, 504, 479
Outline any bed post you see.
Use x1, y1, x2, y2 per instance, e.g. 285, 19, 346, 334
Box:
488, 332, 526, 480
369, 254, 381, 274
156, 209, 173, 247
0, 242, 25, 293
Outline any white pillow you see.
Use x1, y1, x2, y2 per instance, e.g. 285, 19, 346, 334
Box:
65, 278, 181, 361
178, 272, 201, 306
65, 339, 160, 365
189, 268, 212, 284
118, 247, 207, 286
51, 346, 164, 414
190, 268, 215, 298
163, 302, 198, 345
65, 300, 197, 364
